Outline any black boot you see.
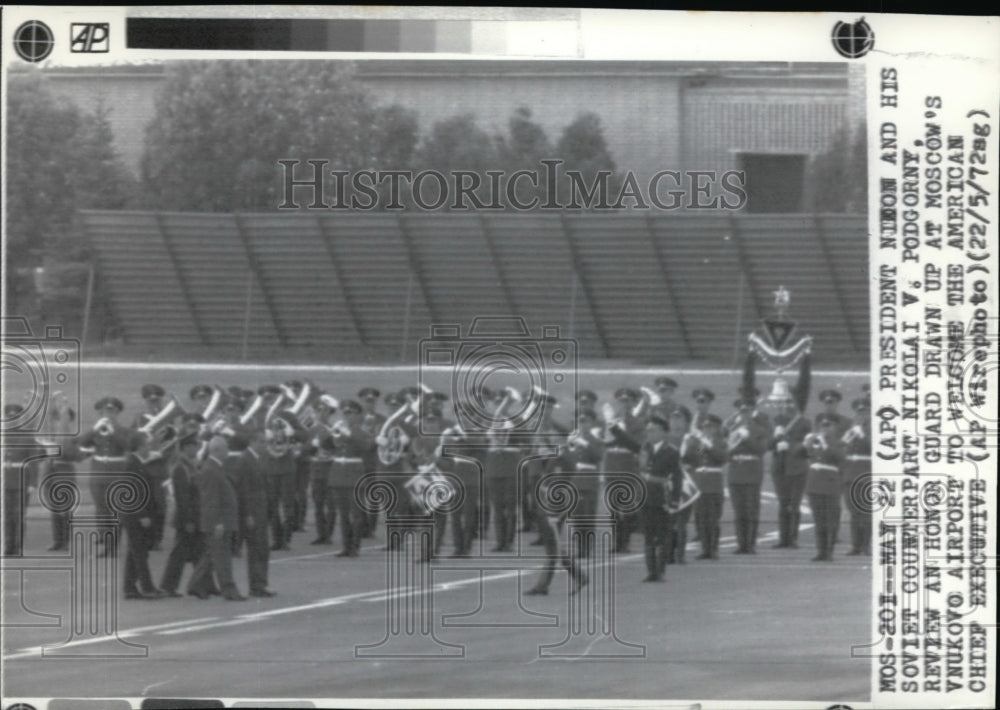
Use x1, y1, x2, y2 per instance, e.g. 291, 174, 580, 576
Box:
643, 544, 660, 581
676, 528, 687, 564
748, 521, 758, 554
789, 510, 800, 548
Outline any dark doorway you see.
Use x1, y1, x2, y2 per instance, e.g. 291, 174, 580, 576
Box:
739, 153, 806, 213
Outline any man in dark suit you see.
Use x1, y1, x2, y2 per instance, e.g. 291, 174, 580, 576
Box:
230, 432, 275, 597
639, 415, 683, 582
189, 436, 245, 600
159, 433, 204, 597
121, 437, 165, 600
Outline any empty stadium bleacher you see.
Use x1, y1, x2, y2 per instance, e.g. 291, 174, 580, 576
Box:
79, 210, 868, 364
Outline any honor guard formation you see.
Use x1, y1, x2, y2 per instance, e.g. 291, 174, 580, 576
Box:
3, 367, 872, 602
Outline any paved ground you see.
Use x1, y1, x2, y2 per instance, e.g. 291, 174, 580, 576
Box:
3, 489, 871, 705
3, 364, 871, 704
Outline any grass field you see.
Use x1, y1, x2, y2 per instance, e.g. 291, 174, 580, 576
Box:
2, 360, 872, 705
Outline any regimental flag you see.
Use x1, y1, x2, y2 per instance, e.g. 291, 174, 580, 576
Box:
763, 317, 796, 351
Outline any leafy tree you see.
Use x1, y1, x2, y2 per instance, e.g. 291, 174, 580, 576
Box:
555, 111, 620, 206
5, 70, 134, 335
413, 113, 501, 209
496, 107, 552, 206
140, 60, 417, 212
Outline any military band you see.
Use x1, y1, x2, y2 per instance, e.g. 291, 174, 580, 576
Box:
2, 373, 872, 601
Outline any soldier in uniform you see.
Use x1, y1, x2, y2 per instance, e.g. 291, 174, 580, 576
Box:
667, 406, 699, 564
650, 377, 681, 420
639, 414, 683, 582
805, 415, 846, 562
306, 396, 338, 545
409, 391, 454, 558
691, 388, 716, 430
561, 407, 605, 558
77, 396, 143, 557
770, 399, 812, 549
725, 396, 770, 554
329, 400, 376, 557
690, 414, 727, 559
602, 388, 647, 553
188, 436, 245, 600
689, 387, 715, 543
357, 387, 385, 538
37, 392, 78, 552
3, 404, 42, 556
159, 432, 204, 597
438, 426, 482, 558
578, 390, 599, 422
523, 458, 589, 597
521, 391, 566, 545
484, 388, 523, 552
842, 396, 873, 556
816, 389, 850, 440
262, 396, 302, 552
133, 384, 171, 549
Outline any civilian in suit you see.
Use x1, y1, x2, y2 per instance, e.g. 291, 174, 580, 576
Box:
159, 433, 205, 596
189, 436, 245, 600
229, 432, 275, 597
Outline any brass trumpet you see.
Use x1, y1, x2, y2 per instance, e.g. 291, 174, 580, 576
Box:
841, 424, 864, 444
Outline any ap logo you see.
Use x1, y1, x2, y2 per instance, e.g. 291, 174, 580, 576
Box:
70, 23, 109, 53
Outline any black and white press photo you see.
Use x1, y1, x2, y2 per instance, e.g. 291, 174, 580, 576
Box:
1, 7, 996, 710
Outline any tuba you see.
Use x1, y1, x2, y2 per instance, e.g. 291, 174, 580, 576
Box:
804, 432, 828, 454
377, 390, 422, 465
137, 397, 187, 458
94, 416, 115, 437
266, 414, 296, 457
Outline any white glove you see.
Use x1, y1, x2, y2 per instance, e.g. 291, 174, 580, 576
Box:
776, 441, 790, 452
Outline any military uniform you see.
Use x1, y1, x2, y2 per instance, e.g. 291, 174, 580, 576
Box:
639, 430, 684, 582
690, 417, 727, 559
842, 398, 873, 556
524, 469, 589, 596
410, 399, 454, 558
725, 402, 770, 554
602, 389, 646, 553
77, 397, 143, 556
3, 405, 41, 556
328, 401, 375, 557
358, 387, 386, 538
559, 413, 604, 558
306, 426, 336, 545
485, 426, 521, 552
262, 411, 302, 551
805, 417, 846, 562
133, 384, 170, 548
769, 410, 812, 548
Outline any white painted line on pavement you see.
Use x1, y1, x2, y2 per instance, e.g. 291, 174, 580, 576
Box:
3, 616, 220, 661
